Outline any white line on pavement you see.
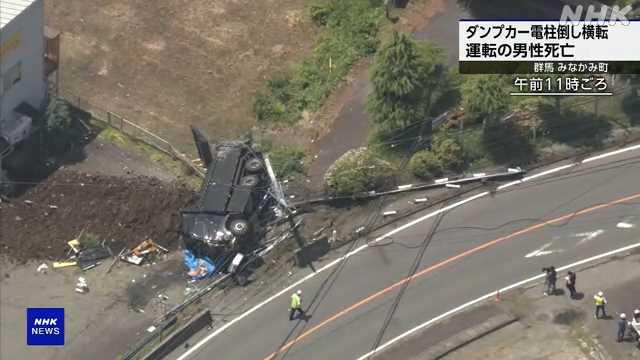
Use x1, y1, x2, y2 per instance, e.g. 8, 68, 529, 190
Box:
581, 144, 640, 164
177, 192, 490, 359
355, 242, 640, 360
617, 222, 635, 229
178, 143, 640, 359
524, 242, 559, 258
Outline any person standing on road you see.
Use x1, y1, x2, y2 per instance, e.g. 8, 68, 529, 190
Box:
594, 291, 608, 319
630, 309, 640, 341
618, 313, 627, 342
290, 290, 305, 321
543, 267, 557, 296
565, 271, 577, 298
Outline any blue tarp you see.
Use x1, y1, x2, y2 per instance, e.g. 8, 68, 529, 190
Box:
183, 249, 216, 280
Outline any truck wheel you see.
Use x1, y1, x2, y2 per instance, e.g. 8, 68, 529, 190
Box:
245, 158, 263, 173
235, 273, 248, 287
240, 175, 259, 188
229, 219, 249, 236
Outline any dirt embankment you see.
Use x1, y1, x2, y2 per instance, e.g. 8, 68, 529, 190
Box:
1, 170, 196, 262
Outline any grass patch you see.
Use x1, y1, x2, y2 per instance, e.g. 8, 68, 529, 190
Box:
254, 0, 386, 124
95, 124, 201, 189
257, 141, 309, 179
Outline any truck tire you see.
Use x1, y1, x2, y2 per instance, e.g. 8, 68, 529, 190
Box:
235, 273, 248, 287
240, 175, 259, 188
229, 219, 249, 236
245, 158, 263, 173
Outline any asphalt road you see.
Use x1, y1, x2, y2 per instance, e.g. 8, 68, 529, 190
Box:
180, 148, 640, 360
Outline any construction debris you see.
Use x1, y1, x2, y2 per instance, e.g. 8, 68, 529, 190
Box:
53, 261, 77, 268
183, 249, 216, 281
75, 277, 89, 294
120, 239, 168, 266
36, 263, 49, 273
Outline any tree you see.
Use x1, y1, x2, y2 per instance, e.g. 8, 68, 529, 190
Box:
462, 75, 511, 127
367, 32, 445, 136
45, 97, 80, 153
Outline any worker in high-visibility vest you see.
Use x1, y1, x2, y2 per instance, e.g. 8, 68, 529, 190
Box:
593, 291, 607, 319
290, 290, 305, 321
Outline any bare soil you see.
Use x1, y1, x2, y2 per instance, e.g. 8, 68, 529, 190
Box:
46, 0, 317, 151
1, 169, 196, 261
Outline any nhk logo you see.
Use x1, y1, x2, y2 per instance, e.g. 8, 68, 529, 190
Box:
27, 308, 64, 346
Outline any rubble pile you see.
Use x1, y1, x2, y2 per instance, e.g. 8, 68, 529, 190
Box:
1, 170, 196, 262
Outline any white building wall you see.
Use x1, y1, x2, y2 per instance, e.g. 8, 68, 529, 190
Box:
0, 0, 46, 125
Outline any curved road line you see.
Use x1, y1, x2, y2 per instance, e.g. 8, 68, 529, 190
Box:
178, 143, 640, 360
262, 191, 640, 360
356, 241, 640, 360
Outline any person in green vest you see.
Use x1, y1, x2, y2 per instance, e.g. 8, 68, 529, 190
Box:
593, 291, 607, 319
290, 290, 305, 321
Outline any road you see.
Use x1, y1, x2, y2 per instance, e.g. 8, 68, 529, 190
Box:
177, 146, 640, 360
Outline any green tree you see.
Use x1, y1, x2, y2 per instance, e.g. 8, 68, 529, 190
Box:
45, 97, 80, 153
462, 75, 511, 127
367, 33, 445, 135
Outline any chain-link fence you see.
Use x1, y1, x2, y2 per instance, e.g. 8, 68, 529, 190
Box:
60, 91, 205, 178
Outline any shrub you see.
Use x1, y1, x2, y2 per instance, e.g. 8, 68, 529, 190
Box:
266, 146, 308, 179
483, 120, 536, 165
409, 150, 442, 180
45, 97, 83, 154
324, 147, 395, 195
253, 75, 294, 123
254, 0, 384, 123
432, 132, 463, 171
539, 103, 613, 148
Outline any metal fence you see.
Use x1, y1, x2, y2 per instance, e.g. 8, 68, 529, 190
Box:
61, 92, 205, 178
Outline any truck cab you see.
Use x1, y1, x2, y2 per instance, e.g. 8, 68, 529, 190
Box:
180, 128, 269, 266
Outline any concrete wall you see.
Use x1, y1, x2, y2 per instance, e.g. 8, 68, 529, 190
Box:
0, 0, 46, 125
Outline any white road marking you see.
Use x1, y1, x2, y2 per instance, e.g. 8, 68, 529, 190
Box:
581, 143, 640, 164
524, 242, 561, 258
355, 242, 640, 360
177, 143, 640, 359
176, 191, 490, 360
617, 222, 635, 229
573, 229, 605, 245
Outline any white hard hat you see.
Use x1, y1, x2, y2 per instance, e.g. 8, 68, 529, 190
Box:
621, 313, 626, 319
634, 309, 640, 315
597, 291, 603, 296
296, 290, 302, 295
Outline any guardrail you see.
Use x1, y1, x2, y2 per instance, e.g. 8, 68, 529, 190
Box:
292, 169, 526, 207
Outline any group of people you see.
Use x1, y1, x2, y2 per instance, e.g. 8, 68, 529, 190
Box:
617, 308, 640, 343
542, 266, 578, 298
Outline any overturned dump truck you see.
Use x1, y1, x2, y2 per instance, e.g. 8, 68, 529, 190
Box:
180, 127, 273, 283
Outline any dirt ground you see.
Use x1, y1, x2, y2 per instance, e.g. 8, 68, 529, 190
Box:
0, 169, 195, 261
46, 0, 317, 151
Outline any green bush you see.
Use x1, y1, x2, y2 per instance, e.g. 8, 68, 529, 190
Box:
254, 0, 384, 123
460, 129, 485, 163
266, 146, 308, 179
45, 97, 83, 154
409, 150, 442, 180
432, 132, 463, 171
253, 75, 294, 123
539, 103, 613, 148
325, 147, 395, 195
483, 121, 536, 165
